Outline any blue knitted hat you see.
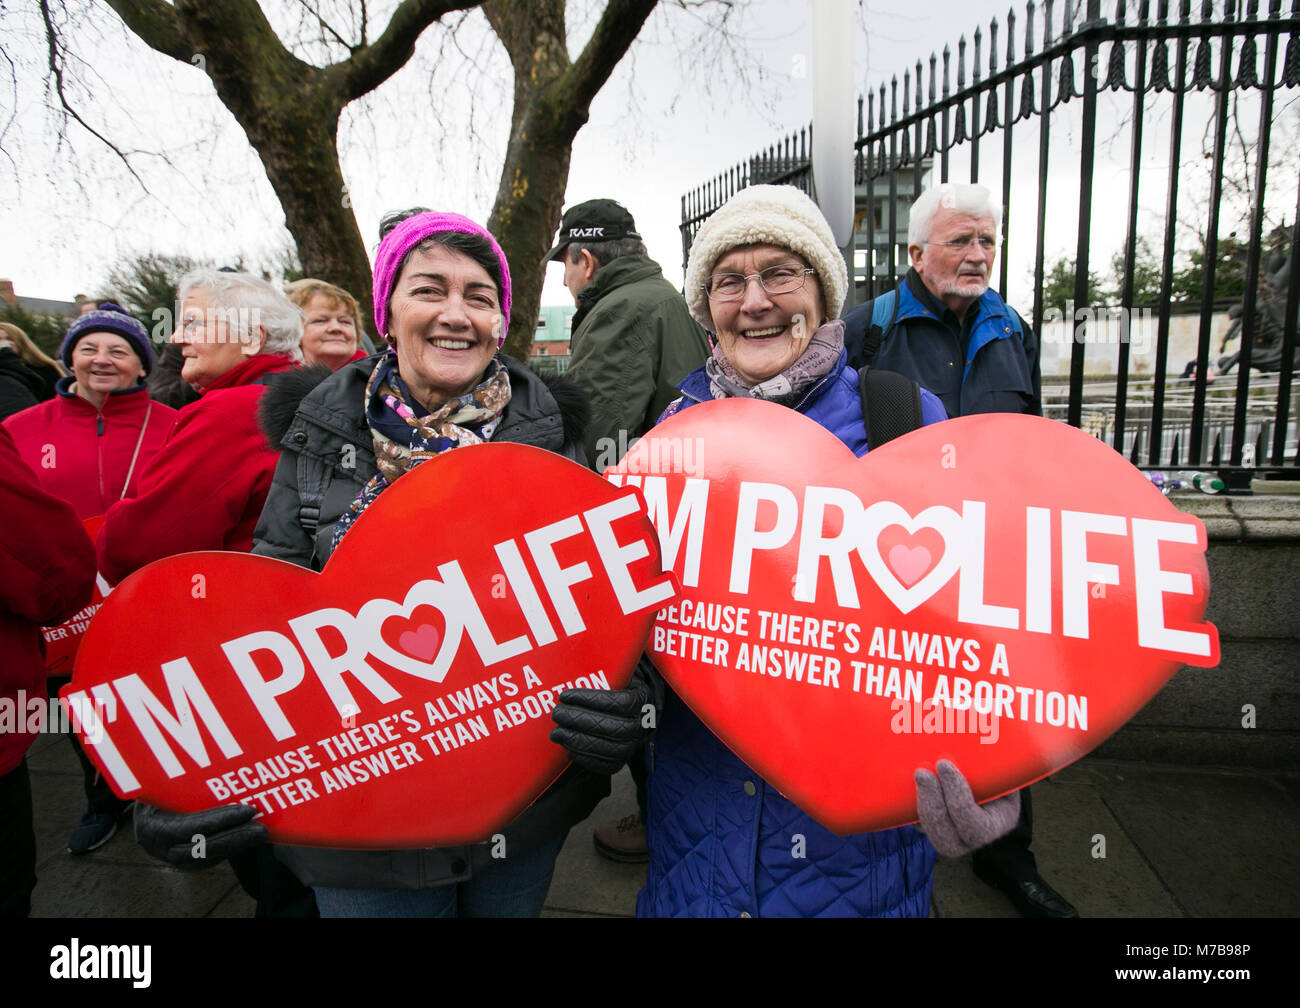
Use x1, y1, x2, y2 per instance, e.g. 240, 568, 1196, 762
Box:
60, 302, 154, 375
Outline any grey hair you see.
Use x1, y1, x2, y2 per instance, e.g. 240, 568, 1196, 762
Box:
908, 183, 1003, 247
177, 268, 303, 357
566, 236, 648, 269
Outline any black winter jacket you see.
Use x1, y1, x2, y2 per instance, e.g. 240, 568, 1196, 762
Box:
251, 353, 606, 890
0, 349, 42, 420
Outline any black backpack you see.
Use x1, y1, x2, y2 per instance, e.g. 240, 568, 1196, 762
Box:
858, 365, 924, 449
848, 289, 923, 447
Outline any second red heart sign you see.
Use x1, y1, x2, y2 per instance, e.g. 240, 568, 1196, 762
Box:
608, 400, 1218, 835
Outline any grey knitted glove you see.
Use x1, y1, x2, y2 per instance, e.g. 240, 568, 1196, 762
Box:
550, 679, 651, 776
135, 802, 268, 870
914, 759, 1021, 857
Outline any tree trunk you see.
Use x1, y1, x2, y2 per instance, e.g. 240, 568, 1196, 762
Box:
232, 99, 375, 335
486, 0, 658, 362
485, 0, 574, 361
171, 2, 376, 333
103, 0, 478, 341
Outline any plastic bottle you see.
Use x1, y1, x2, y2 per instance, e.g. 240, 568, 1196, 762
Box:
1181, 471, 1225, 494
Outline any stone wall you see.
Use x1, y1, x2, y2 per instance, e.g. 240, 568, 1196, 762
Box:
1096, 490, 1300, 768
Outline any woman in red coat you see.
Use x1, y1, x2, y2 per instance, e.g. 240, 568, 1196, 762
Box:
3, 303, 177, 855
94, 269, 312, 916
96, 270, 301, 582
285, 278, 369, 371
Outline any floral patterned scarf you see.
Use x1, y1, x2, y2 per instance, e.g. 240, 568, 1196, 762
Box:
331, 351, 511, 549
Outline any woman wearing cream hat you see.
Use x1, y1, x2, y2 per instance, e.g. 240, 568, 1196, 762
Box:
638, 184, 1019, 918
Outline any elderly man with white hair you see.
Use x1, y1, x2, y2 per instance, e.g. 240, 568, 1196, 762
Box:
843, 183, 1069, 918
844, 182, 1040, 418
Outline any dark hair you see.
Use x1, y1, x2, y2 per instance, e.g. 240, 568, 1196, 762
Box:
378, 207, 504, 300
566, 236, 648, 269
378, 208, 430, 240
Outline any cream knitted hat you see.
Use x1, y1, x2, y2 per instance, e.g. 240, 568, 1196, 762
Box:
684, 184, 848, 332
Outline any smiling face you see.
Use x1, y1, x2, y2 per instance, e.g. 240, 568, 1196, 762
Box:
299, 293, 358, 370
70, 332, 145, 407
388, 244, 502, 408
909, 206, 998, 318
707, 244, 825, 386
170, 285, 263, 392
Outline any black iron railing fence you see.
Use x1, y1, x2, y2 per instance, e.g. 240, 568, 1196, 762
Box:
680, 0, 1300, 488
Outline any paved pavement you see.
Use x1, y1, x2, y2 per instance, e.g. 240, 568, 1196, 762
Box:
24, 727, 1300, 918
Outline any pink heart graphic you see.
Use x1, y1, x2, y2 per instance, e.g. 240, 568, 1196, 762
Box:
888, 544, 933, 587
399, 623, 441, 661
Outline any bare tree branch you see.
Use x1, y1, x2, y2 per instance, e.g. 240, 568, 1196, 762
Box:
99, 0, 188, 61
333, 0, 480, 104
40, 0, 148, 188
34, 0, 754, 360
0, 43, 19, 167
293, 0, 356, 53
563, 0, 659, 121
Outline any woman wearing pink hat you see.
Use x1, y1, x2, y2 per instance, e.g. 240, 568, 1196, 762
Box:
133, 209, 642, 917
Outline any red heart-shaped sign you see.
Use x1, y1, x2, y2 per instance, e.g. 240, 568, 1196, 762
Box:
62, 444, 674, 848
608, 400, 1218, 835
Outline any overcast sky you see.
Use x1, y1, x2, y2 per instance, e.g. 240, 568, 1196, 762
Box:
1, 0, 1290, 316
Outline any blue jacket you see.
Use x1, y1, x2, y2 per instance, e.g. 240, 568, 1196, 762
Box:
843, 269, 1042, 418
637, 352, 945, 918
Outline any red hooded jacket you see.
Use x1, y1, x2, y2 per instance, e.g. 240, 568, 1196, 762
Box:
3, 379, 178, 521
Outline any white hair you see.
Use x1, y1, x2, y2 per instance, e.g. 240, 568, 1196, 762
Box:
908, 183, 1003, 247
177, 268, 303, 357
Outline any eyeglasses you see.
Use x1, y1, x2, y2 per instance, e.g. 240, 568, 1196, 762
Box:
704, 264, 817, 301
926, 235, 998, 252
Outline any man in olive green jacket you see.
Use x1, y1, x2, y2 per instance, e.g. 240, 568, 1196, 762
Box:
545, 199, 709, 471
544, 198, 709, 863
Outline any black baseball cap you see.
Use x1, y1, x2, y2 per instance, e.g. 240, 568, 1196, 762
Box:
542, 199, 642, 263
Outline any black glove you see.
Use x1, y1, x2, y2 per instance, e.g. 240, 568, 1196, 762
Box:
550, 678, 651, 776
134, 801, 268, 870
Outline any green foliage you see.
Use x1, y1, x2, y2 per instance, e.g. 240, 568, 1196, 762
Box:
1170, 239, 1247, 305
1108, 238, 1165, 306
266, 244, 305, 286
0, 302, 68, 359
99, 246, 306, 344
1040, 256, 1103, 315
1170, 229, 1291, 306
1038, 230, 1288, 313
103, 253, 206, 342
